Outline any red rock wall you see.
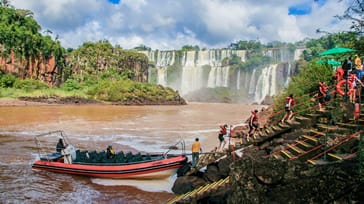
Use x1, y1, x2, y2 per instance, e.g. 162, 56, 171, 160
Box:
0, 52, 58, 86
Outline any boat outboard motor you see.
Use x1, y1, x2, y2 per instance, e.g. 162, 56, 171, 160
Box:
61, 144, 77, 164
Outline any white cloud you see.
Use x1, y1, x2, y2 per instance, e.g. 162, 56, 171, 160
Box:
10, 0, 352, 50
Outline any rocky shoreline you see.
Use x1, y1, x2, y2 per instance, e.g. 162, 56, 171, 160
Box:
0, 95, 187, 106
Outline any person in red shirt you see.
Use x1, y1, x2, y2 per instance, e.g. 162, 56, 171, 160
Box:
334, 67, 344, 82
281, 94, 294, 123
218, 124, 227, 152
247, 109, 259, 137
318, 82, 327, 111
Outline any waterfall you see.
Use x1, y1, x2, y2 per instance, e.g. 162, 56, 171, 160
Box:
156, 51, 175, 67
207, 67, 216, 88
157, 68, 167, 86
248, 69, 256, 95
237, 69, 240, 90
285, 63, 292, 87
140, 48, 303, 104
294, 48, 304, 61
254, 64, 278, 104
269, 64, 278, 96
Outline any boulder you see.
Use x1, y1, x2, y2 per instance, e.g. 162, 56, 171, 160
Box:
172, 176, 207, 194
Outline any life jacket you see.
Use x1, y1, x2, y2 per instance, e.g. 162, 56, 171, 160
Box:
319, 83, 327, 95
334, 67, 344, 81
219, 125, 227, 135
285, 96, 294, 107
251, 112, 258, 123
349, 74, 355, 82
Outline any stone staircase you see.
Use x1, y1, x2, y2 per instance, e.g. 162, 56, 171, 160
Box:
167, 176, 230, 204
170, 99, 364, 203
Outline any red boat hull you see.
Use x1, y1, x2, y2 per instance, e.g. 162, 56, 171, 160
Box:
32, 155, 187, 179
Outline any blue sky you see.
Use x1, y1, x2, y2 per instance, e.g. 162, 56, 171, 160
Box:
11, 0, 350, 50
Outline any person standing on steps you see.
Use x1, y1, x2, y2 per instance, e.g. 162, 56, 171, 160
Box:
355, 54, 362, 70
191, 138, 202, 168
281, 94, 294, 123
247, 109, 259, 141
318, 82, 327, 111
218, 124, 227, 152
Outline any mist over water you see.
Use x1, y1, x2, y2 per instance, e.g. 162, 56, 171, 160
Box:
0, 103, 264, 203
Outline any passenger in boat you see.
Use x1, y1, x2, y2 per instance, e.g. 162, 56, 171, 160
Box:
191, 138, 202, 168
106, 145, 115, 159
56, 138, 65, 153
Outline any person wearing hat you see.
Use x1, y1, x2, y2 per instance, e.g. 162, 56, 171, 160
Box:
106, 144, 115, 159
355, 54, 362, 70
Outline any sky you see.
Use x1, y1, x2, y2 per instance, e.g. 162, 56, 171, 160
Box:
11, 0, 351, 50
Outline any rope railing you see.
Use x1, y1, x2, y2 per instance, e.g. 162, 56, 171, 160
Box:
263, 131, 324, 159
268, 84, 343, 126
306, 130, 362, 162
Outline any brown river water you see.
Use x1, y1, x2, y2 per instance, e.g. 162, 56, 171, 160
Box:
0, 103, 263, 204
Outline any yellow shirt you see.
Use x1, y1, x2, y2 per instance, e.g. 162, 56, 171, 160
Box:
192, 141, 201, 153
355, 57, 362, 70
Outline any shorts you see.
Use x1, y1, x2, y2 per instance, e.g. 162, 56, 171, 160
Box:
319, 97, 325, 104
218, 134, 224, 142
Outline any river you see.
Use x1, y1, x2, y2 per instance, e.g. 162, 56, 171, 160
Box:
0, 102, 263, 204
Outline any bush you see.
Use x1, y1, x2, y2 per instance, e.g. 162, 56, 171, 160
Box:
0, 73, 17, 88
61, 79, 82, 91
13, 79, 49, 91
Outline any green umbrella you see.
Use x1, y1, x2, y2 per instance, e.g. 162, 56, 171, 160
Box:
319, 47, 356, 56
316, 59, 341, 66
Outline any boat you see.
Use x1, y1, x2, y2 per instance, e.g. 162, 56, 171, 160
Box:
32, 130, 188, 179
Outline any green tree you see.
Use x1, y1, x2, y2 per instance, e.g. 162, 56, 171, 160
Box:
336, 0, 364, 35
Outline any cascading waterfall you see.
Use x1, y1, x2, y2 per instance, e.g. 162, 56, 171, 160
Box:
236, 69, 240, 90
140, 48, 301, 104
254, 64, 278, 104
285, 63, 292, 87
180, 51, 205, 95
248, 69, 257, 95
157, 68, 167, 87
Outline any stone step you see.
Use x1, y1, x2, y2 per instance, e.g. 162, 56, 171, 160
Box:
295, 116, 311, 123
302, 135, 319, 145
273, 153, 284, 160
307, 159, 330, 165
305, 113, 323, 118
316, 124, 348, 133
271, 125, 282, 132
327, 153, 344, 161
304, 129, 325, 137
258, 129, 268, 137
295, 140, 313, 150
287, 120, 301, 125
280, 149, 295, 159
264, 127, 273, 135
287, 144, 305, 155
278, 122, 291, 128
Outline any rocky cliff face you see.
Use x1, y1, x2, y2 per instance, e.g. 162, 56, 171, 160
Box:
0, 52, 59, 86
0, 51, 149, 85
